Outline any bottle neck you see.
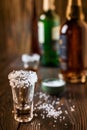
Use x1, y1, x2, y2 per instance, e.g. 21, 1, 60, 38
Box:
32, 0, 37, 18
66, 0, 84, 20
43, 0, 55, 11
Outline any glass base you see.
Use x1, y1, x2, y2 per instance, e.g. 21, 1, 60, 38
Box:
14, 114, 33, 123
13, 103, 33, 122
60, 71, 86, 83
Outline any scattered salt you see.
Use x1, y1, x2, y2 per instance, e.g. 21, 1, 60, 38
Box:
34, 91, 76, 127
34, 92, 63, 120
65, 110, 68, 115
59, 116, 62, 119
34, 113, 38, 117
54, 120, 57, 123
53, 124, 55, 127
63, 116, 65, 120
58, 107, 61, 110
70, 106, 75, 112
64, 123, 68, 126
73, 105, 75, 108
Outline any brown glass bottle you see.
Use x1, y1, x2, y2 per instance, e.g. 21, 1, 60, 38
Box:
59, 0, 87, 83
31, 0, 41, 55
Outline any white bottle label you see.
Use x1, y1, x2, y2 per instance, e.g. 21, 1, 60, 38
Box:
52, 26, 60, 40
38, 22, 44, 44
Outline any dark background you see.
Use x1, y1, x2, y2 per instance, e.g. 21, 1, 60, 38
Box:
0, 0, 87, 57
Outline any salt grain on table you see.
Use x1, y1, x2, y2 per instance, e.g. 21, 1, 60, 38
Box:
34, 92, 63, 120
34, 91, 75, 124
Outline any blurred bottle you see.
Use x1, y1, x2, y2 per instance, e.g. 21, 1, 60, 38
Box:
59, 0, 87, 83
38, 0, 60, 67
31, 0, 41, 55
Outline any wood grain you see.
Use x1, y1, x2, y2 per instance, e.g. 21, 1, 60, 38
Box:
0, 56, 87, 129
0, 0, 87, 56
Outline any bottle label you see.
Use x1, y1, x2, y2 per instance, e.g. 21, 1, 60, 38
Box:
52, 26, 60, 40
59, 35, 67, 70
38, 22, 44, 44
59, 35, 67, 59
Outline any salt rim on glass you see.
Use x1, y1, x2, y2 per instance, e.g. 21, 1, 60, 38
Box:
8, 70, 38, 88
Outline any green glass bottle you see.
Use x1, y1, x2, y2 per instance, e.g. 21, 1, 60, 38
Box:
38, 0, 60, 67
59, 0, 87, 83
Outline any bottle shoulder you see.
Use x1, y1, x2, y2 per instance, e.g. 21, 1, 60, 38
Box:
39, 10, 60, 21
60, 19, 87, 34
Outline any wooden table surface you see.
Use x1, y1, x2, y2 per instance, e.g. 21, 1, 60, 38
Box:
0, 56, 87, 130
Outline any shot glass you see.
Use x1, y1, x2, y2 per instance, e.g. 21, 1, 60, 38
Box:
21, 53, 40, 72
8, 70, 37, 123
